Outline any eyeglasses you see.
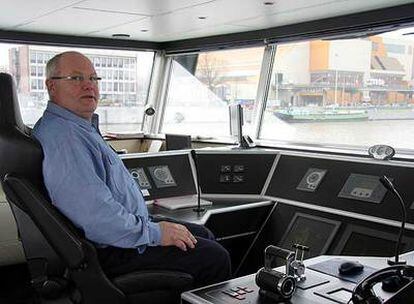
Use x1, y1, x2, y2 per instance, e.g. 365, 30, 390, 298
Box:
50, 75, 102, 84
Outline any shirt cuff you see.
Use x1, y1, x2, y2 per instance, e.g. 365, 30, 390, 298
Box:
147, 221, 161, 246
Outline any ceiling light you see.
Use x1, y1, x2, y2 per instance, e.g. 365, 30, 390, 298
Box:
112, 34, 130, 38
141, 29, 148, 32
198, 16, 207, 20
263, 1, 275, 5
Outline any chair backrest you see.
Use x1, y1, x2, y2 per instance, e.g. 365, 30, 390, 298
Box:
0, 72, 64, 274
0, 73, 126, 302
0, 73, 44, 188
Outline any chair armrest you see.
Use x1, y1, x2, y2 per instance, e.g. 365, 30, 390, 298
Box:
2, 173, 85, 269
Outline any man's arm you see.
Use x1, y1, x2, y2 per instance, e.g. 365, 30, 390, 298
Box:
42, 133, 161, 250
42, 131, 197, 251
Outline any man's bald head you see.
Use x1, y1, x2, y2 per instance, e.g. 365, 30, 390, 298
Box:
45, 51, 99, 121
46, 51, 91, 79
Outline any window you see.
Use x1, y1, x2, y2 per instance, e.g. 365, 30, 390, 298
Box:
163, 47, 264, 137
385, 43, 405, 54
260, 26, 414, 151
30, 79, 37, 90
0, 44, 154, 132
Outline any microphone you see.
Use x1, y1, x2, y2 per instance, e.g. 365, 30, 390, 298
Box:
191, 150, 205, 213
379, 175, 407, 265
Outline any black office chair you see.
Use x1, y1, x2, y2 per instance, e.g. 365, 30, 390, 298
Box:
0, 73, 193, 304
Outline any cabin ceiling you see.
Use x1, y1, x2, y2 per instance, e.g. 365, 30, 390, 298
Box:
0, 0, 413, 43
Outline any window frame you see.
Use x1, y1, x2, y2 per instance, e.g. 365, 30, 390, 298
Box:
159, 47, 267, 139
2, 42, 156, 132
1, 3, 414, 157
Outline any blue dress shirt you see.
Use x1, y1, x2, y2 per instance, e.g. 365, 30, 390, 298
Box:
32, 102, 161, 252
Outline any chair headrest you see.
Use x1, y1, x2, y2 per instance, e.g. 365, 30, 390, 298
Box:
0, 73, 43, 187
0, 73, 28, 133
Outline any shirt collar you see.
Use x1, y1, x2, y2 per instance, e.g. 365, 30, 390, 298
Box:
45, 101, 100, 131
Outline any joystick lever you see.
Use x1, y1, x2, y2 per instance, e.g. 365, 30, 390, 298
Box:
257, 246, 297, 301
288, 244, 309, 281
264, 245, 294, 274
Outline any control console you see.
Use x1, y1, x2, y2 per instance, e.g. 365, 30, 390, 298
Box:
182, 251, 414, 304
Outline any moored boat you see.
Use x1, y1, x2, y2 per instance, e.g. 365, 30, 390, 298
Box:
274, 108, 369, 123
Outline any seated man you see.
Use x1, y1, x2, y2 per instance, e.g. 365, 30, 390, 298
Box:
32, 51, 231, 288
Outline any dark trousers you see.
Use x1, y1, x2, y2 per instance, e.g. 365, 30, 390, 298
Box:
97, 221, 231, 288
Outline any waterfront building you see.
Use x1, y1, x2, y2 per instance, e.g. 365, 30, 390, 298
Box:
8, 45, 144, 108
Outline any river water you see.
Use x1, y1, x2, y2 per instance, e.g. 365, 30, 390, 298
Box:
260, 107, 414, 149
23, 105, 414, 150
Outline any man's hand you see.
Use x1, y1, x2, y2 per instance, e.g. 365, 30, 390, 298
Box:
159, 221, 197, 251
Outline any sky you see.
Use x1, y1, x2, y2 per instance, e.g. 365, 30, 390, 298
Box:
381, 26, 414, 41
0, 44, 17, 66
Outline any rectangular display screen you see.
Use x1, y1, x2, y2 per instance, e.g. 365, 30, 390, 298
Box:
148, 165, 177, 188
129, 167, 151, 190
296, 168, 327, 192
279, 213, 341, 258
338, 173, 387, 203
334, 225, 406, 257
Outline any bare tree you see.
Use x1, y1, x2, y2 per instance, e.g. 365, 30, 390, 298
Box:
196, 53, 225, 92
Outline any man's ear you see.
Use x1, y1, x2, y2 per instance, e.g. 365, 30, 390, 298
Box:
45, 79, 55, 93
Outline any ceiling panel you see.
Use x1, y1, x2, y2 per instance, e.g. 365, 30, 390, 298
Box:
158, 24, 255, 42
229, 0, 414, 30
94, 19, 252, 41
16, 7, 144, 36
0, 0, 83, 29
84, 0, 414, 42
87, 17, 152, 40
147, 0, 277, 32
90, 0, 278, 41
74, 0, 215, 16
0, 0, 413, 42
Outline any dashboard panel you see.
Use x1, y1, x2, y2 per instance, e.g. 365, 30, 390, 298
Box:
196, 151, 277, 195
4, 148, 414, 268
122, 152, 196, 200
265, 154, 414, 224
